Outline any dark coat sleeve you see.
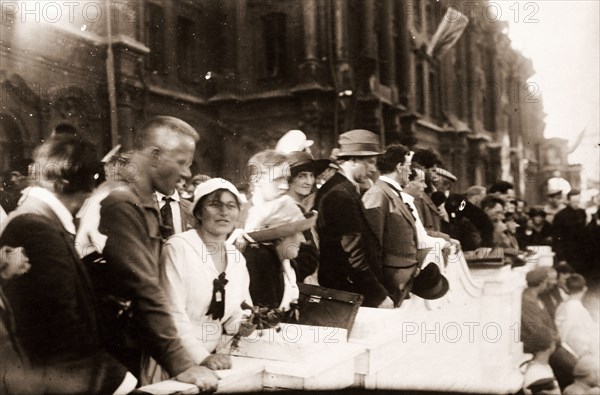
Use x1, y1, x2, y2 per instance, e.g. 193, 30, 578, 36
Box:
99, 200, 195, 376
243, 243, 284, 308
291, 242, 319, 282
0, 215, 127, 394
322, 189, 388, 306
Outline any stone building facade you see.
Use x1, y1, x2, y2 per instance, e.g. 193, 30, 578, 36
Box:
0, 0, 577, 202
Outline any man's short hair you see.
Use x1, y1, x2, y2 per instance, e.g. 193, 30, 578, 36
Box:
565, 273, 586, 293
555, 262, 575, 275
466, 185, 486, 199
32, 134, 100, 195
408, 163, 426, 181
412, 148, 443, 169
480, 194, 505, 211
376, 144, 410, 174
567, 190, 581, 199
133, 116, 199, 150
488, 181, 514, 195
247, 149, 288, 183
526, 267, 550, 287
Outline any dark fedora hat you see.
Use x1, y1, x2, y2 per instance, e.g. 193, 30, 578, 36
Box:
287, 151, 332, 178
337, 129, 382, 157
411, 262, 449, 300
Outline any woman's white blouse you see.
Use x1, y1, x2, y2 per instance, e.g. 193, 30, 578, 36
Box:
160, 230, 252, 364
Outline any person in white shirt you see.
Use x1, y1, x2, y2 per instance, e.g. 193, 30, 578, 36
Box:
142, 178, 251, 383
402, 165, 450, 252
555, 274, 599, 358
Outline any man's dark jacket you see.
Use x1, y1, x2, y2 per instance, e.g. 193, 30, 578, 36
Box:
87, 185, 195, 377
0, 196, 127, 394
314, 172, 388, 307
462, 200, 495, 247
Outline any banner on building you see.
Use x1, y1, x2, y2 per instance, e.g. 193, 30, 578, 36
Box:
427, 7, 469, 58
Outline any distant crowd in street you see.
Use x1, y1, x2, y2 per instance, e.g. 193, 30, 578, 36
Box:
0, 116, 598, 394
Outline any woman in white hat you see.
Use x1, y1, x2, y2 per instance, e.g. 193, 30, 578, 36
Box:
142, 178, 251, 383
243, 195, 317, 310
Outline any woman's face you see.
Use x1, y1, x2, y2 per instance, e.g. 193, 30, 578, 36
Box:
276, 232, 305, 261
290, 171, 315, 197
197, 190, 240, 238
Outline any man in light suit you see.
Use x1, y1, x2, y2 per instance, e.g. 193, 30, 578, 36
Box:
362, 145, 420, 306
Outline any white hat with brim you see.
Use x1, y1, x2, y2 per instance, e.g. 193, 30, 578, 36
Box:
192, 178, 244, 213
246, 211, 317, 242
244, 195, 317, 242
275, 130, 314, 154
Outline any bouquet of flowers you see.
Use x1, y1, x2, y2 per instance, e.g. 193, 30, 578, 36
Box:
230, 301, 299, 351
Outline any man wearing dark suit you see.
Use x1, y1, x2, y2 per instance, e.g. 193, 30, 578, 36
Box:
412, 149, 444, 234
314, 130, 393, 308
0, 135, 133, 394
552, 190, 587, 272
155, 189, 197, 238
362, 145, 419, 306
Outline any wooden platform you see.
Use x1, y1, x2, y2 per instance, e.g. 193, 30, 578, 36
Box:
142, 246, 557, 394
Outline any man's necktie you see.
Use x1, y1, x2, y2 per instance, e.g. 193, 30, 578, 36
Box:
405, 202, 417, 221
160, 196, 174, 238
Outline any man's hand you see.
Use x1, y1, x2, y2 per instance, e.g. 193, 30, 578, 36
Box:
201, 353, 232, 370
377, 296, 395, 309
0, 246, 30, 280
175, 365, 219, 393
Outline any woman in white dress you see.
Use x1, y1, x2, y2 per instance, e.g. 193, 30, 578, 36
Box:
142, 178, 251, 383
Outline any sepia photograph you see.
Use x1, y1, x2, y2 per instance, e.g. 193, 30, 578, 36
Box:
0, 1, 598, 394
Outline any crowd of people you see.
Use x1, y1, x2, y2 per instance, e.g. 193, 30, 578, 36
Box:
0, 117, 598, 394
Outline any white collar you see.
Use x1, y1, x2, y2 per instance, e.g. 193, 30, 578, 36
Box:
400, 191, 414, 204
25, 187, 76, 235
156, 189, 180, 203
379, 175, 403, 193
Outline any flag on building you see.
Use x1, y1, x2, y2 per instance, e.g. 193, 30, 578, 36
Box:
427, 7, 469, 58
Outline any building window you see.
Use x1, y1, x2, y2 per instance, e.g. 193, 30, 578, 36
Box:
429, 66, 443, 121
412, 0, 422, 32
145, 3, 166, 74
483, 47, 496, 131
416, 59, 426, 114
426, 1, 441, 37
262, 12, 287, 78
177, 16, 198, 82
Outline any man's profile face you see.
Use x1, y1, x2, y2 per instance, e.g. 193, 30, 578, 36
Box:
352, 156, 377, 184
152, 133, 196, 195
398, 160, 412, 186
485, 203, 504, 222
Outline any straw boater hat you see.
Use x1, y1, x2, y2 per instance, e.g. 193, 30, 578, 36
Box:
245, 195, 317, 242
337, 129, 382, 157
435, 167, 458, 182
275, 130, 314, 154
287, 151, 332, 178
